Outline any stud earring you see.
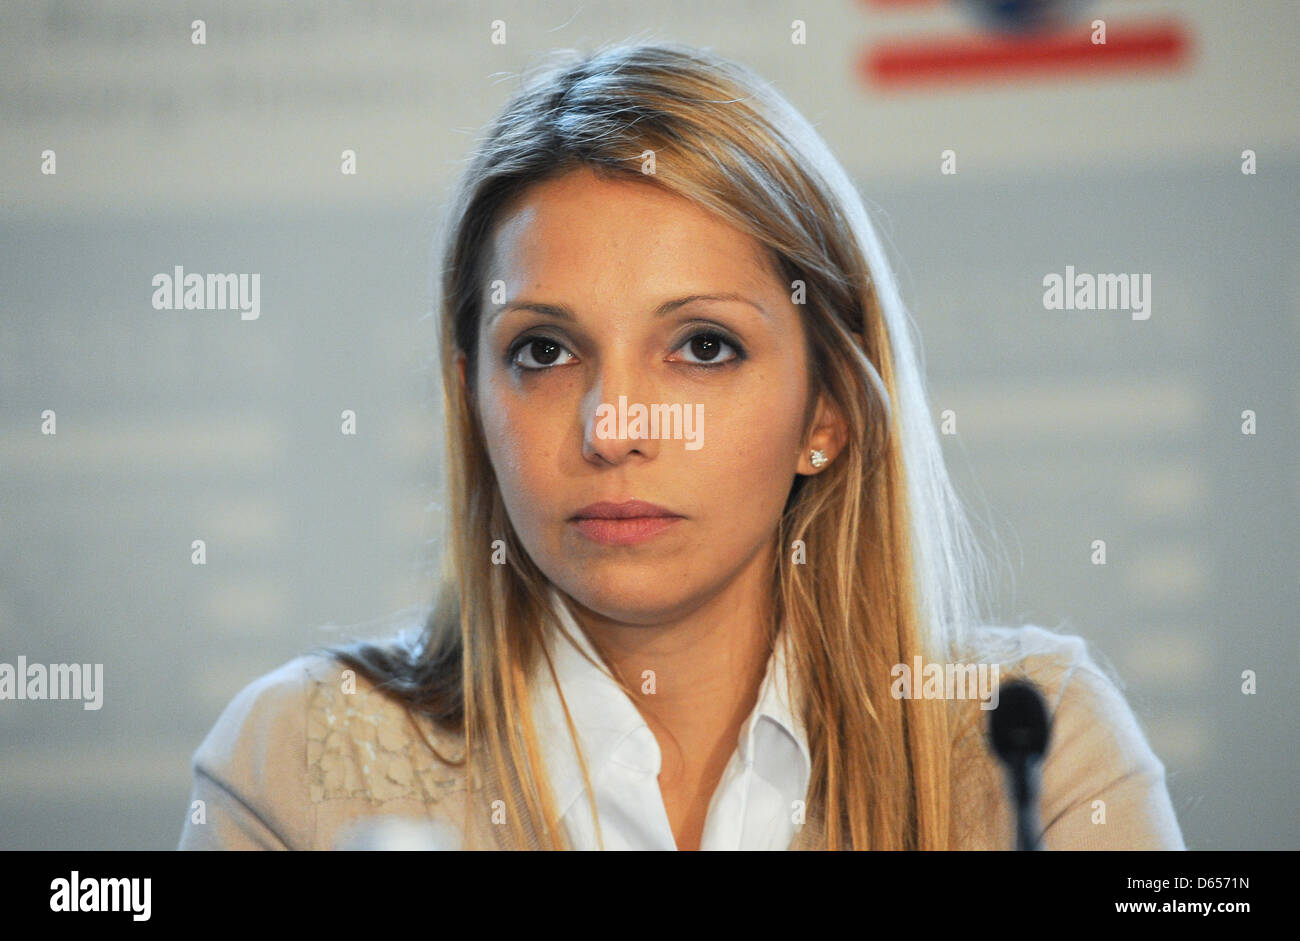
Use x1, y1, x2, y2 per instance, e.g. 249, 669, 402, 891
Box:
809, 449, 828, 469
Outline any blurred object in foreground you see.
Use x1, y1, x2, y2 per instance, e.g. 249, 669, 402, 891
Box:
334, 816, 464, 851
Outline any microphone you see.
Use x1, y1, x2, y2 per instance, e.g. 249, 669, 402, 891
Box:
987, 678, 1052, 851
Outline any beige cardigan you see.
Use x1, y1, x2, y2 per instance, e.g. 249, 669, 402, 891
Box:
177, 624, 1185, 850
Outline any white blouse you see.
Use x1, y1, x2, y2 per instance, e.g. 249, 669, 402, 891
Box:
533, 589, 811, 850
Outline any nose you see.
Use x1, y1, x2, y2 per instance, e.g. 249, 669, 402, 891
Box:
581, 364, 661, 466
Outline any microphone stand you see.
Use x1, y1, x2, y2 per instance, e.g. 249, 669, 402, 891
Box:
987, 678, 1052, 851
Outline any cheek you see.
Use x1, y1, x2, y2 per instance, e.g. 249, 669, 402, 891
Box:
477, 375, 567, 515
691, 376, 807, 513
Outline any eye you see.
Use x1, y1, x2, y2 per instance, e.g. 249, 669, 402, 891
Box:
511, 336, 576, 370
668, 330, 742, 366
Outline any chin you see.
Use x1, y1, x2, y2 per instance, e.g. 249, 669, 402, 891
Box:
549, 566, 703, 626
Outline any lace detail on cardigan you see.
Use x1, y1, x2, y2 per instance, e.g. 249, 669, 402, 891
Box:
304, 662, 467, 806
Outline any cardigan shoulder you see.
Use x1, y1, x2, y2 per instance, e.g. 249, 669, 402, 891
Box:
177, 652, 468, 850
950, 623, 1185, 849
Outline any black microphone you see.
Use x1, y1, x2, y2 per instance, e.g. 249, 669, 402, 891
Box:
987, 678, 1052, 851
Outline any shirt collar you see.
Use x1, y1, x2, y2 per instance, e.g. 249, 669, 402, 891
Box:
530, 587, 811, 824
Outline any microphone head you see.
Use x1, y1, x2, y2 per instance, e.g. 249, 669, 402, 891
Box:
988, 678, 1051, 764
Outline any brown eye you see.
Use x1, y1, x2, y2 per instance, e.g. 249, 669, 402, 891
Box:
670, 331, 740, 366
512, 336, 575, 370
691, 335, 720, 360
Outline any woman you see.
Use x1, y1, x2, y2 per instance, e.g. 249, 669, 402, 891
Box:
178, 40, 1184, 851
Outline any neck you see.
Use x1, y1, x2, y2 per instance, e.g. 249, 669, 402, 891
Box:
563, 544, 777, 800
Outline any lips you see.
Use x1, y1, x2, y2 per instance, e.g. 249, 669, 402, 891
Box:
570, 500, 679, 520
569, 500, 684, 547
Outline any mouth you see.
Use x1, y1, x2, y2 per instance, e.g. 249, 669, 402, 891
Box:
568, 500, 684, 547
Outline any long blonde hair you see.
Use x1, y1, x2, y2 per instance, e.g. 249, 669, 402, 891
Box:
332, 39, 998, 850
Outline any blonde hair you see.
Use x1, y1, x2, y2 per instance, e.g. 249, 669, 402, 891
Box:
333, 39, 998, 850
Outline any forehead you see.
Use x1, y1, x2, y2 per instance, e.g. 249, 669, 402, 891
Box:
485, 168, 779, 301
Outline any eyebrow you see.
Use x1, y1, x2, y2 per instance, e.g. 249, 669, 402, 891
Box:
488, 292, 768, 324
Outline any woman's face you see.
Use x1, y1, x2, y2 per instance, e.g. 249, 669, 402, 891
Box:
469, 166, 835, 625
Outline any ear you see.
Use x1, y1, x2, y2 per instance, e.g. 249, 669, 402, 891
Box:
797, 391, 848, 475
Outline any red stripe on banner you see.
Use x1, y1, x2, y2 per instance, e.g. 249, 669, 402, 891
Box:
861, 19, 1192, 88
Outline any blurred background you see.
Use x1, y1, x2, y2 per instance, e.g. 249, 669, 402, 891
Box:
1, 0, 1295, 850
